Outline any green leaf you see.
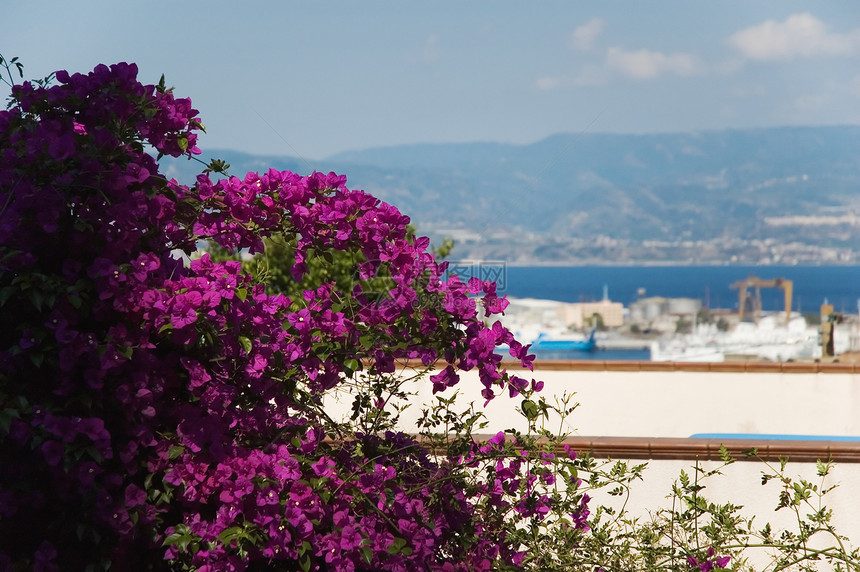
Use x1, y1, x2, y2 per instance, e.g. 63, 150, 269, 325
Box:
521, 399, 539, 420
344, 358, 361, 375
177, 135, 188, 152
235, 287, 247, 301
387, 537, 407, 555
0, 286, 15, 307
163, 532, 185, 546
206, 159, 230, 174
168, 445, 185, 460
29, 352, 44, 368
238, 336, 253, 354
0, 408, 21, 432
216, 526, 243, 543
29, 289, 44, 311
86, 446, 103, 463
360, 546, 373, 565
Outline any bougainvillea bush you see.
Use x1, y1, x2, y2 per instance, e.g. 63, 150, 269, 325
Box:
6, 58, 860, 572
0, 60, 593, 571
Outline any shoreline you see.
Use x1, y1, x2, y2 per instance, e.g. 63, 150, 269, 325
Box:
482, 261, 858, 268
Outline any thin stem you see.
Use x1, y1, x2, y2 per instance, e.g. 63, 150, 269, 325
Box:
0, 52, 18, 88
693, 458, 700, 551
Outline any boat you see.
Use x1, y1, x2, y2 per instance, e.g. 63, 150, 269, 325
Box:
531, 329, 597, 351
650, 314, 819, 362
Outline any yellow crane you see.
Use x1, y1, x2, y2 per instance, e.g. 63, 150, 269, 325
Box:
729, 276, 793, 326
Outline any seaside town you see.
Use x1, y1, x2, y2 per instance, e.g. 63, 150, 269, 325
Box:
438, 230, 860, 267
496, 277, 860, 363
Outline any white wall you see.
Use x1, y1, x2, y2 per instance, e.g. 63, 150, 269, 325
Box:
589, 457, 860, 569
322, 364, 860, 551
327, 367, 860, 438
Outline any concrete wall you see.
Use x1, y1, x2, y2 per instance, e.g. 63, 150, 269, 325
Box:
326, 365, 860, 438
323, 362, 860, 552
590, 456, 860, 568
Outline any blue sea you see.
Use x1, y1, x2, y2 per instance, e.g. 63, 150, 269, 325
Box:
479, 265, 860, 361
500, 265, 860, 314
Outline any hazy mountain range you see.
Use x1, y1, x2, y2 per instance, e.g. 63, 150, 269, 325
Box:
162, 125, 860, 265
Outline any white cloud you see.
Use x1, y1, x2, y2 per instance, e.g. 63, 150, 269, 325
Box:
729, 84, 767, 98
605, 47, 699, 80
404, 34, 441, 65
536, 76, 563, 90
423, 34, 440, 64
728, 13, 860, 61
572, 64, 607, 86
794, 93, 830, 111
716, 58, 745, 75
536, 65, 607, 91
569, 18, 604, 51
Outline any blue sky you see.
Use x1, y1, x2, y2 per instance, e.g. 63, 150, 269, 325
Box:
5, 1, 859, 159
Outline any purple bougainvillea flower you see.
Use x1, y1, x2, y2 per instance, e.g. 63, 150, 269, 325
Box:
48, 132, 75, 161
169, 296, 198, 329
124, 162, 150, 184
40, 441, 65, 467
124, 484, 146, 507
18, 329, 40, 350
429, 365, 458, 393
33, 540, 58, 572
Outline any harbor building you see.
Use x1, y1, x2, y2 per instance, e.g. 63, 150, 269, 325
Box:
560, 299, 624, 328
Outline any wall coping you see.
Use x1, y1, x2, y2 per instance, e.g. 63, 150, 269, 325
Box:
469, 435, 860, 463
395, 359, 860, 374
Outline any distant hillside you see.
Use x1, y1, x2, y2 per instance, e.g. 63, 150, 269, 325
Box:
160, 126, 860, 264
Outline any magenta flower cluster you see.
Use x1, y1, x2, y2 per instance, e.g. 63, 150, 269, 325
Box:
0, 62, 584, 571
687, 547, 731, 572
